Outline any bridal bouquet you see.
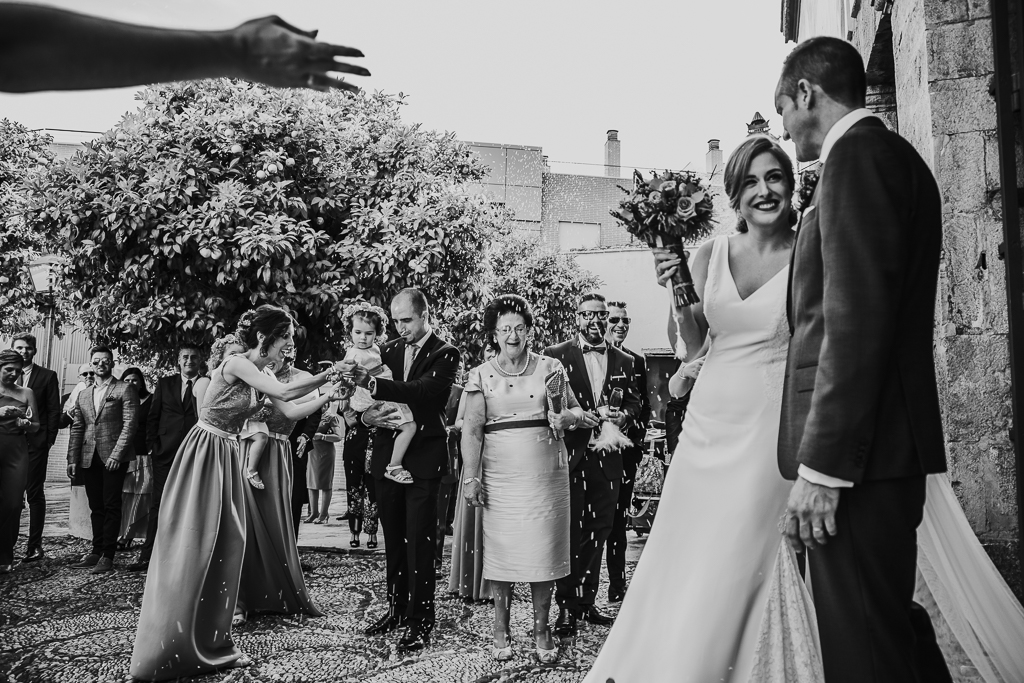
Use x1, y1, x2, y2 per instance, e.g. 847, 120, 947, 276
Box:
611, 169, 716, 307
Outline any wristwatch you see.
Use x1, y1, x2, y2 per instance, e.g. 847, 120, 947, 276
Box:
463, 476, 481, 485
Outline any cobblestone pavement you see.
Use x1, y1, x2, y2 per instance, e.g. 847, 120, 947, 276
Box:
0, 536, 630, 683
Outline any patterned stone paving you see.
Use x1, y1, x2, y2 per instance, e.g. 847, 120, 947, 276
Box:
0, 536, 628, 683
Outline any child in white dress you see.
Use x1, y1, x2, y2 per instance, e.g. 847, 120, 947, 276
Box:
343, 303, 417, 485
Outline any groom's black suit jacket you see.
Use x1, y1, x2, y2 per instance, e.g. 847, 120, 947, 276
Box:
779, 117, 947, 483
543, 339, 641, 479
146, 374, 197, 460
369, 332, 460, 480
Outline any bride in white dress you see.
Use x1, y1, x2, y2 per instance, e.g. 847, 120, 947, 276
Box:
585, 135, 1024, 683
584, 135, 801, 683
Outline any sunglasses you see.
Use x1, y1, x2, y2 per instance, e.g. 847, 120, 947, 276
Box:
577, 310, 609, 321
80, 371, 95, 377
609, 317, 631, 325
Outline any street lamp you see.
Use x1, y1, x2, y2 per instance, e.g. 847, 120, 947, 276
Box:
27, 255, 61, 370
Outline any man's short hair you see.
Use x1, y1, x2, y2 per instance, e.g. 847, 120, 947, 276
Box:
607, 301, 628, 310
579, 292, 606, 306
779, 36, 866, 109
395, 288, 429, 316
89, 345, 114, 360
178, 345, 201, 355
11, 332, 36, 349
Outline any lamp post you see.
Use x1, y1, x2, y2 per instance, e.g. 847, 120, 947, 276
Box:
27, 255, 61, 370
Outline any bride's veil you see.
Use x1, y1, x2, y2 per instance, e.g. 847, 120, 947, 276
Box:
917, 474, 1024, 682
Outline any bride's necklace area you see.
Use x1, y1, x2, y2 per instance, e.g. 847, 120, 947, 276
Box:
495, 351, 531, 377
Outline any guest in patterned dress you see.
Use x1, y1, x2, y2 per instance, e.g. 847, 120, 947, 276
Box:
129, 305, 345, 681
461, 295, 584, 664
117, 367, 152, 549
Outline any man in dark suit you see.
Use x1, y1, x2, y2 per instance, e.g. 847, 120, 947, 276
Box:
776, 36, 951, 683
350, 288, 460, 651
11, 333, 60, 563
602, 302, 650, 603
544, 292, 640, 637
127, 345, 201, 572
67, 346, 138, 574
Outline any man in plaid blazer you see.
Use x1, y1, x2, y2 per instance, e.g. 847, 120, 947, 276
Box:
67, 346, 138, 574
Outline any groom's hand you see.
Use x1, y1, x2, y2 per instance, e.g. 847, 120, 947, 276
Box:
784, 477, 840, 552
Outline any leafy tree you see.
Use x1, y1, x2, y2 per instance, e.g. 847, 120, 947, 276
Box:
25, 80, 509, 366
0, 120, 58, 336
447, 232, 601, 366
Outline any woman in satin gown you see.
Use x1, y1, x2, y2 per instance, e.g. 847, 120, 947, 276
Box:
235, 351, 335, 621
0, 350, 40, 573
130, 306, 343, 681
584, 136, 804, 683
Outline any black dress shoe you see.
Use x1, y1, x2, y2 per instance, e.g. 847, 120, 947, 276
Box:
553, 608, 578, 637
71, 553, 100, 568
363, 613, 404, 636
607, 587, 625, 603
21, 547, 44, 563
582, 606, 615, 625
126, 559, 150, 572
398, 622, 431, 651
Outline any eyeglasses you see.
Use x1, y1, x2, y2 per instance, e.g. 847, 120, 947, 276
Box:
497, 325, 529, 338
92, 359, 113, 367
80, 371, 95, 378
577, 310, 609, 321
609, 317, 631, 325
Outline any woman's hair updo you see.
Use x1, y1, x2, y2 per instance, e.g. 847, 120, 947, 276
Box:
235, 305, 294, 357
0, 349, 25, 370
723, 135, 796, 233
482, 294, 534, 354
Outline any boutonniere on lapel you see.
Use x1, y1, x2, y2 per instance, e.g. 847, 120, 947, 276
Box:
795, 169, 819, 214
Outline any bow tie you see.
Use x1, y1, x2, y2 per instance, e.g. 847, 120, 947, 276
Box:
581, 344, 606, 355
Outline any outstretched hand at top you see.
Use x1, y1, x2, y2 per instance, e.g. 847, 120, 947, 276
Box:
231, 16, 370, 92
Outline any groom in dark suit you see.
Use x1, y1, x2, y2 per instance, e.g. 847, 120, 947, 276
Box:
776, 37, 951, 683
352, 288, 460, 651
544, 292, 640, 637
127, 345, 201, 572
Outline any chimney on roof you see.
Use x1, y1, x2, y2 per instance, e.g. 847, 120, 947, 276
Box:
605, 130, 621, 178
706, 139, 722, 176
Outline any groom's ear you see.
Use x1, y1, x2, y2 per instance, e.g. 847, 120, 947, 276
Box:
796, 79, 815, 109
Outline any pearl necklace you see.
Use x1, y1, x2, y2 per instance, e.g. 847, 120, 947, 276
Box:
495, 351, 531, 377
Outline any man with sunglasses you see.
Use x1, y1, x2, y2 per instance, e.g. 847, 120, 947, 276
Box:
603, 302, 651, 603
67, 346, 138, 574
544, 293, 641, 636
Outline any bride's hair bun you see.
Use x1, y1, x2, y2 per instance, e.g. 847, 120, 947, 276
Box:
235, 309, 256, 342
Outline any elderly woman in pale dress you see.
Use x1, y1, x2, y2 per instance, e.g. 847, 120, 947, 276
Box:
461, 294, 584, 664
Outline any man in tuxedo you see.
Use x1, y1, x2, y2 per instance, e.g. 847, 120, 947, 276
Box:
544, 292, 641, 636
350, 288, 460, 651
11, 333, 60, 563
602, 302, 650, 603
776, 36, 951, 683
67, 346, 138, 574
127, 345, 201, 572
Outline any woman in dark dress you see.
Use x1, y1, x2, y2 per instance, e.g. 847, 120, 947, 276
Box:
0, 350, 40, 574
118, 367, 152, 548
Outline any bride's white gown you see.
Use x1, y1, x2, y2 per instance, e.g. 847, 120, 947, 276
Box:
585, 235, 796, 683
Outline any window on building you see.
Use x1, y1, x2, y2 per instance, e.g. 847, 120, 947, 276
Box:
558, 221, 601, 251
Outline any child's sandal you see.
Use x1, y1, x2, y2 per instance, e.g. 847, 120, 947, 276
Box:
246, 471, 265, 490
384, 465, 414, 485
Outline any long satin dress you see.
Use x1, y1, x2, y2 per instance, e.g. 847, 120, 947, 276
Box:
129, 364, 259, 681
466, 354, 572, 584
236, 369, 322, 617
584, 235, 795, 682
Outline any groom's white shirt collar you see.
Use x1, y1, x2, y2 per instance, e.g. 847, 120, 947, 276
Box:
818, 108, 877, 166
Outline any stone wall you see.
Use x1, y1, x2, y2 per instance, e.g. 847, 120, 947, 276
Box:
849, 0, 1018, 552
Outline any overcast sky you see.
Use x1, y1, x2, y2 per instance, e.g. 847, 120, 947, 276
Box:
0, 0, 797, 173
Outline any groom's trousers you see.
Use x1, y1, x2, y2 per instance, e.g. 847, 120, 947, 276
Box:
808, 475, 951, 683
556, 449, 619, 614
